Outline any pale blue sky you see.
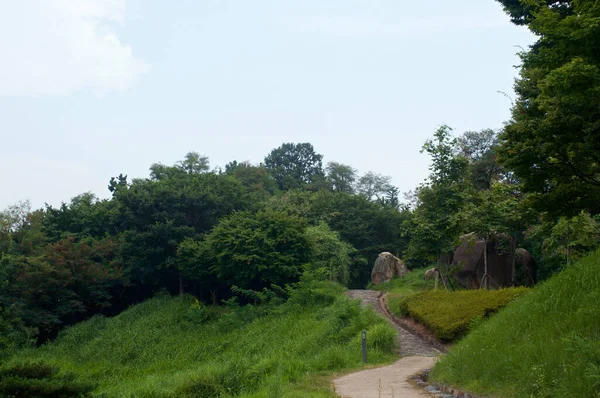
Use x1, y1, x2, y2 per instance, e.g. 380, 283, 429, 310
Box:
0, 0, 535, 209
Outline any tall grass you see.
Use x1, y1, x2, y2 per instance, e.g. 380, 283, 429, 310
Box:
430, 249, 600, 397
5, 281, 397, 397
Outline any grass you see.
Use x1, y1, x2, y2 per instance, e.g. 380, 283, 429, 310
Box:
397, 288, 528, 341
4, 281, 397, 397
371, 268, 428, 317
430, 249, 600, 397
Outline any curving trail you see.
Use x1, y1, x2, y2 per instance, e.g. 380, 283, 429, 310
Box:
332, 290, 440, 398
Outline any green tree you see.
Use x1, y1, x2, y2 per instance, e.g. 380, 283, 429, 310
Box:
496, 0, 572, 26
325, 162, 357, 194
224, 161, 277, 198
498, 0, 600, 216
457, 129, 504, 190
405, 125, 470, 266
177, 152, 210, 174
356, 172, 393, 201
307, 191, 410, 287
205, 210, 311, 290
303, 222, 354, 286
114, 172, 253, 293
264, 143, 324, 191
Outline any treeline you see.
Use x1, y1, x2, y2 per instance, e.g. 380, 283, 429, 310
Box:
0, 143, 409, 352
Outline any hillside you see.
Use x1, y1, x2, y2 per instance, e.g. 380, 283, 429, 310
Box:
430, 250, 600, 397
2, 281, 397, 397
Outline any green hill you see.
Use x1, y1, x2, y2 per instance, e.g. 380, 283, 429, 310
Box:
430, 249, 600, 397
2, 281, 397, 397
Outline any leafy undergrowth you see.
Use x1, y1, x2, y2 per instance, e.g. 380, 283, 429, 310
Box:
430, 249, 600, 397
398, 288, 528, 341
5, 279, 397, 397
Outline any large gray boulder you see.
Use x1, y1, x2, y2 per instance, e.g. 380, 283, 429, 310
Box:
452, 233, 536, 289
371, 252, 408, 285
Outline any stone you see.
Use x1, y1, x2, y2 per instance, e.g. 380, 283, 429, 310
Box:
452, 233, 536, 290
371, 252, 408, 285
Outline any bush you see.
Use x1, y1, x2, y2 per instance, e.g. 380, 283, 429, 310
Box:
205, 209, 311, 291
366, 323, 396, 352
0, 362, 96, 397
303, 222, 354, 286
398, 287, 528, 341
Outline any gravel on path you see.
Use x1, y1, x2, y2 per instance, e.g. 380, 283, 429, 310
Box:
345, 290, 440, 357
332, 290, 442, 398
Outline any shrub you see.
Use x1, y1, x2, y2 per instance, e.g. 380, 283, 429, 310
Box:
366, 323, 397, 352
398, 287, 528, 341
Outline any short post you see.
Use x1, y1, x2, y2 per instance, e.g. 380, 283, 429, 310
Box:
361, 330, 367, 363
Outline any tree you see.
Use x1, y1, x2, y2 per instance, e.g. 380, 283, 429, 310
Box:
325, 162, 357, 194
405, 125, 470, 266
176, 238, 220, 301
114, 172, 253, 293
495, 0, 572, 26
43, 193, 116, 242
1, 201, 33, 255
498, 0, 600, 216
224, 161, 277, 198
356, 172, 393, 201
457, 129, 504, 190
108, 174, 128, 194
303, 222, 354, 286
205, 210, 311, 290
264, 143, 324, 191
421, 125, 468, 186
176, 152, 210, 174
149, 152, 210, 181
308, 191, 410, 287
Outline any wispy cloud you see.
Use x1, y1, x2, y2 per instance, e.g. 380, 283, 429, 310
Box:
280, 15, 509, 37
0, 0, 150, 97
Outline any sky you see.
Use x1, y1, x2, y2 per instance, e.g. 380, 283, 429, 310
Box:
0, 0, 536, 210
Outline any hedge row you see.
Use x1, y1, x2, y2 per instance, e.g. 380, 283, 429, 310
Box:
398, 287, 529, 341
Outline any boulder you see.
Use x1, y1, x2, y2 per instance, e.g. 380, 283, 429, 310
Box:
452, 233, 536, 289
371, 252, 408, 285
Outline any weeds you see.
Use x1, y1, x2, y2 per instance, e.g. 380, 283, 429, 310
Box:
6, 278, 396, 397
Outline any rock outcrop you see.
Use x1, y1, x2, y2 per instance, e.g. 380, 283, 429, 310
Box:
452, 233, 536, 289
371, 252, 408, 285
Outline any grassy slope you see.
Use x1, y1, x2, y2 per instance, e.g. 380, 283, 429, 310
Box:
7, 288, 397, 397
430, 250, 600, 397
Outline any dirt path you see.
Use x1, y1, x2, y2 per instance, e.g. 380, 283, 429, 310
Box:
333, 356, 435, 398
333, 290, 440, 398
344, 290, 440, 357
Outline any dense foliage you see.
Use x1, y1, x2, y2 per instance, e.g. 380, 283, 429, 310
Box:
0, 144, 411, 352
